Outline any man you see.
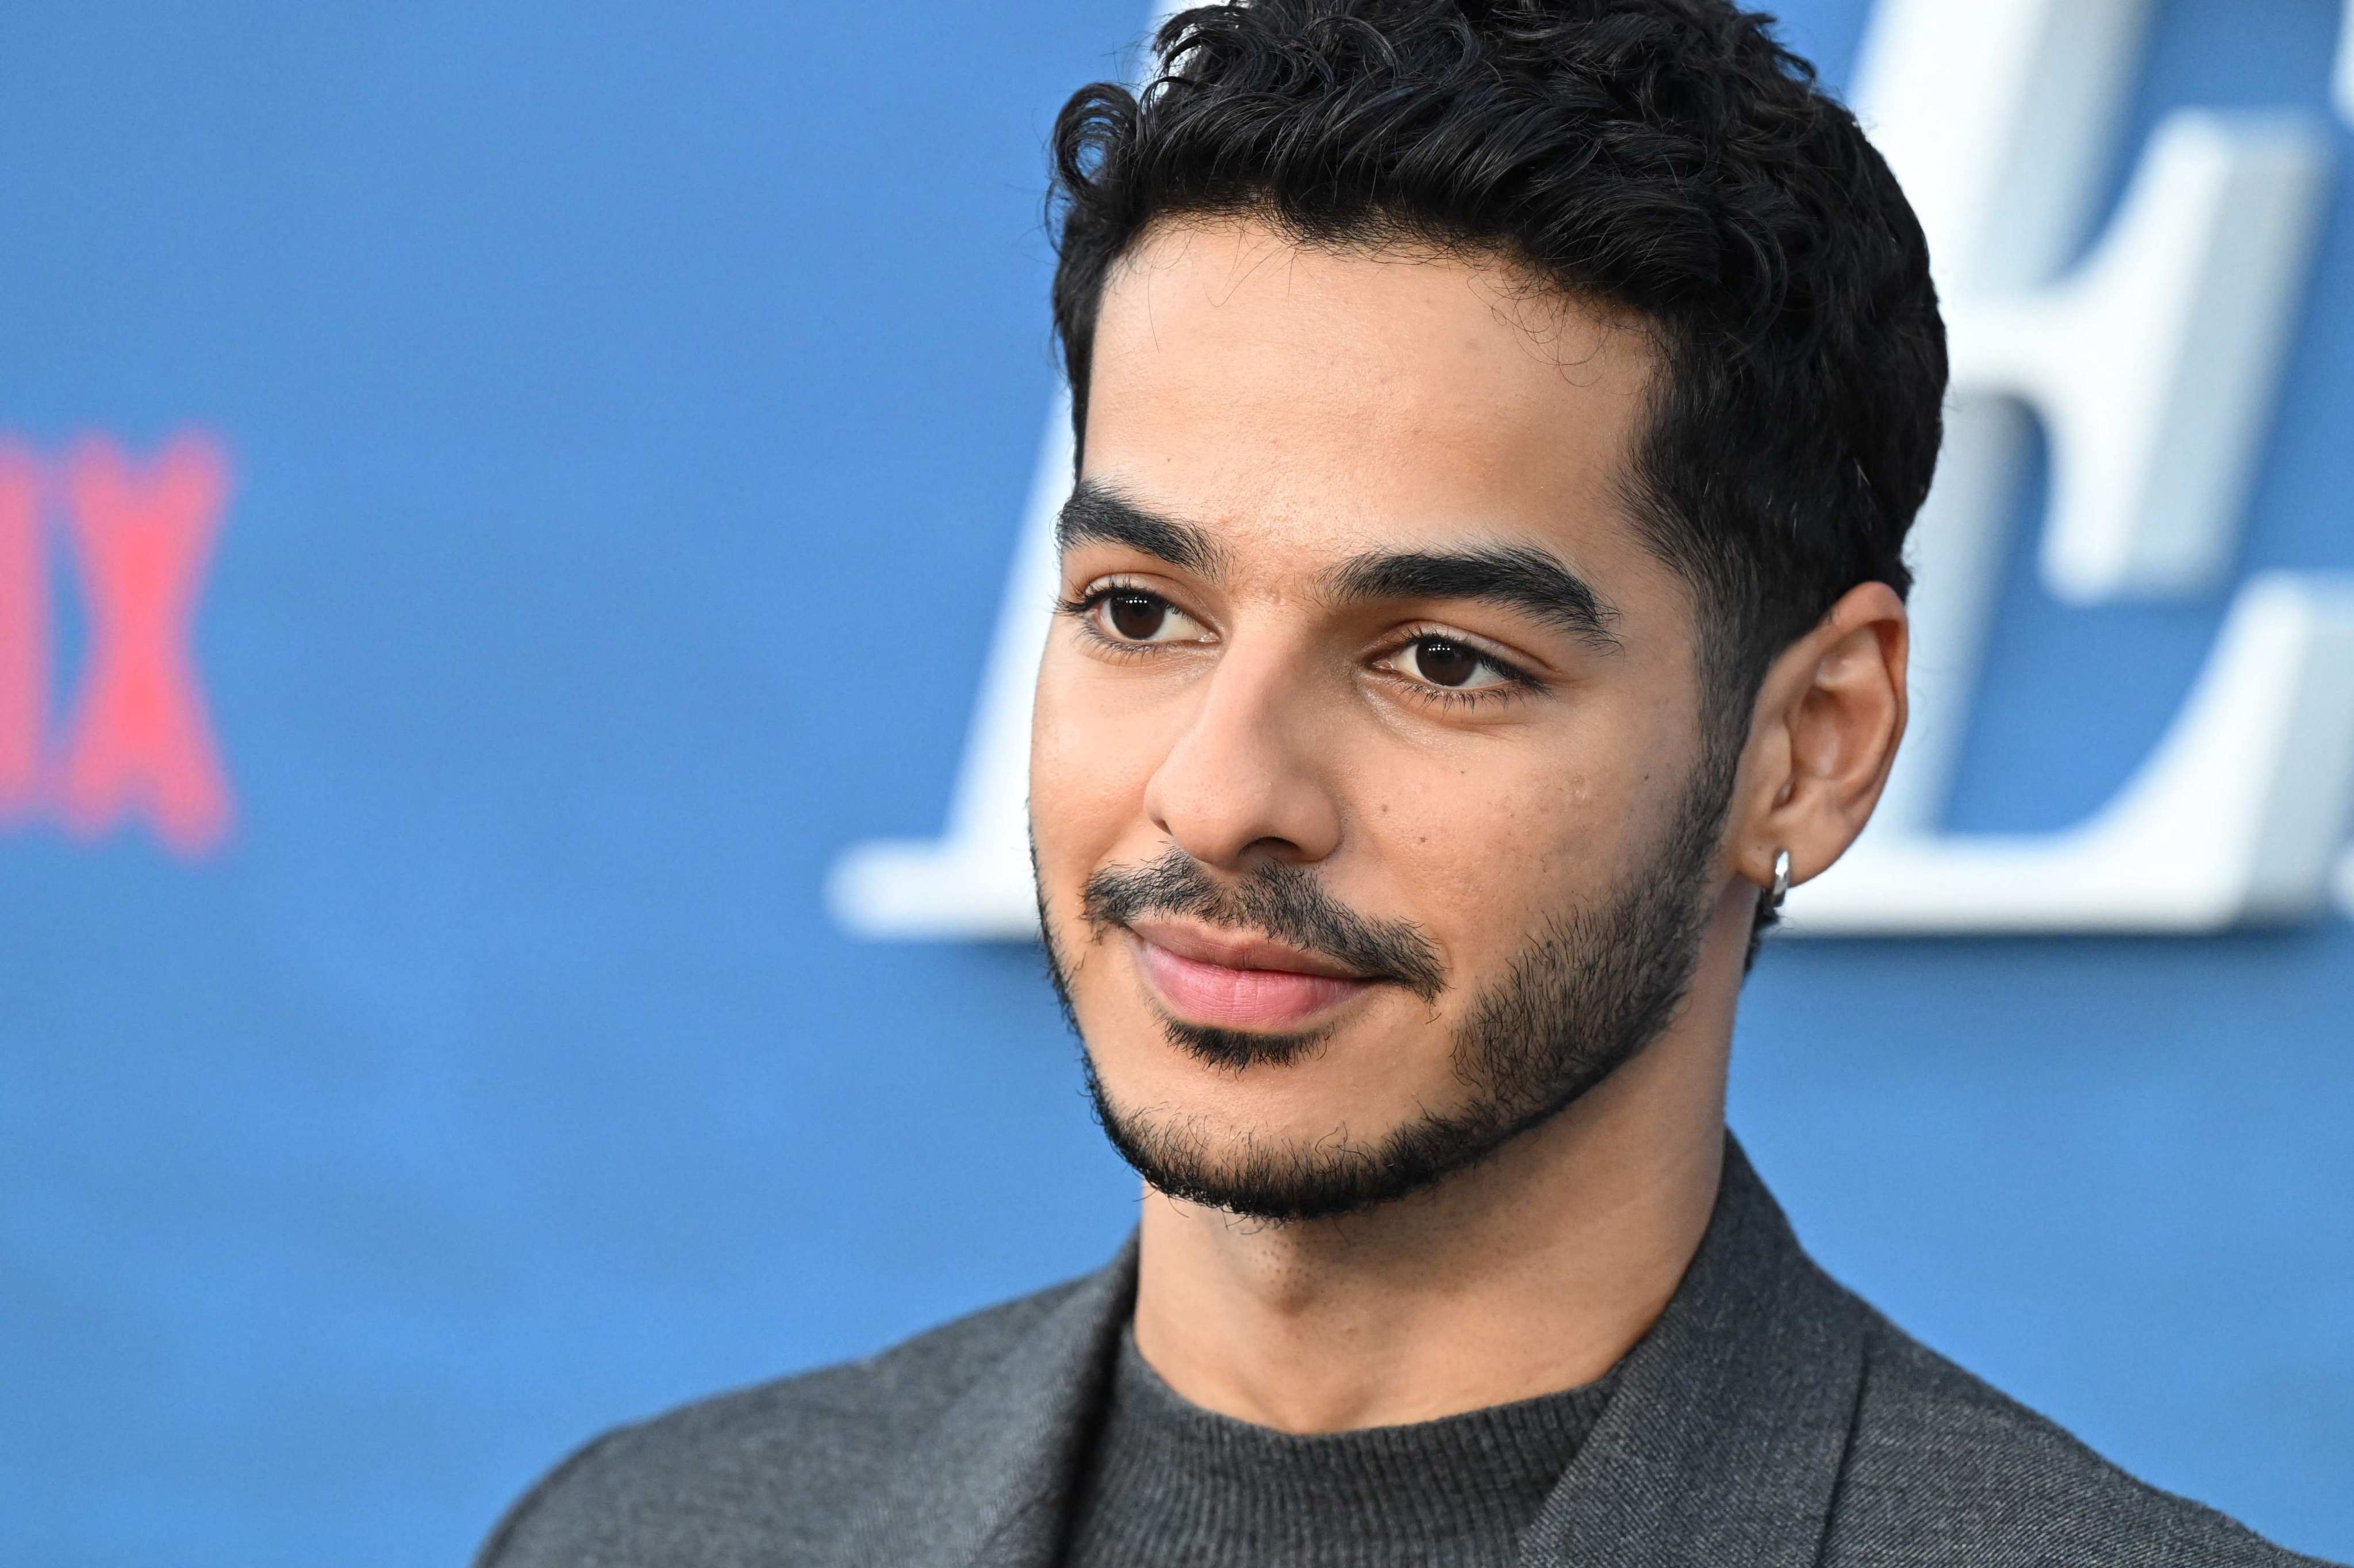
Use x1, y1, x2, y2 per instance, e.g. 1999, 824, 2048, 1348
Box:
479, 3, 2337, 1564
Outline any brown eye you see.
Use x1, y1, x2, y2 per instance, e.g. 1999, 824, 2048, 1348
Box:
1084, 588, 1205, 646
1411, 637, 1483, 687
1107, 593, 1168, 641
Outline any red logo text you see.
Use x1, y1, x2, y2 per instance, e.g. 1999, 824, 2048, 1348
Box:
0, 432, 233, 857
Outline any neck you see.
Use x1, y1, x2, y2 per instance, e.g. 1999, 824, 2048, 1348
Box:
1129, 892, 1746, 1435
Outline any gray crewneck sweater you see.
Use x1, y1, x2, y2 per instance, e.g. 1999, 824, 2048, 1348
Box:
1059, 1329, 1617, 1567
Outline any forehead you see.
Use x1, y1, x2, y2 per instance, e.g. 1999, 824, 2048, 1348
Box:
1081, 217, 1657, 573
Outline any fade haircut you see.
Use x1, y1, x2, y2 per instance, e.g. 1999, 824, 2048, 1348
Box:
1046, 0, 1945, 760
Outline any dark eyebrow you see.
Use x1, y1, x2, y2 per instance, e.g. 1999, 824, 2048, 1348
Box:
1055, 479, 1226, 578
1325, 545, 1622, 650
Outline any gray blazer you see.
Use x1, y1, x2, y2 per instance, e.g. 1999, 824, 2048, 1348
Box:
478, 1142, 2337, 1566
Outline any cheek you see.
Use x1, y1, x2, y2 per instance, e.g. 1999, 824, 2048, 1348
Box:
1367, 752, 1625, 958
1029, 651, 1167, 898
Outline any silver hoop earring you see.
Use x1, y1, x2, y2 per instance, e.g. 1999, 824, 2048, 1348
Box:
1768, 849, 1791, 913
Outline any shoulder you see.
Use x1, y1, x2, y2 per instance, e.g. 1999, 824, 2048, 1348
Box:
1825, 1309, 2338, 1567
472, 1274, 1089, 1568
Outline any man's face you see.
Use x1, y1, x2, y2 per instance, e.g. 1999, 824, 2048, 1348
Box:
1031, 217, 1738, 1221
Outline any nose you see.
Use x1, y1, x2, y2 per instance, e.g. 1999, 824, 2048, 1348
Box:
1141, 639, 1345, 871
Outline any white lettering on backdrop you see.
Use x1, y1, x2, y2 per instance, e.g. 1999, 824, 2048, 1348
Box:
830, 0, 2354, 939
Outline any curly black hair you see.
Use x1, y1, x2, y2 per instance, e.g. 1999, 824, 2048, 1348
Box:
1047, 0, 1945, 759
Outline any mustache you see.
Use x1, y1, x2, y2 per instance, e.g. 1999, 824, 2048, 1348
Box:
1080, 846, 1446, 1002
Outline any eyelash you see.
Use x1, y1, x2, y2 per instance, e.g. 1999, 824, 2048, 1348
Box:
1057, 581, 1190, 664
1377, 625, 1543, 709
1057, 583, 1544, 709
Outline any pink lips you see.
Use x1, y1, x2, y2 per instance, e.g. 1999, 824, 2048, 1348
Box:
1128, 924, 1375, 1031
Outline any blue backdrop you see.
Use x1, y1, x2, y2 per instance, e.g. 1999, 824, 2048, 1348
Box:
2, 3, 2348, 1563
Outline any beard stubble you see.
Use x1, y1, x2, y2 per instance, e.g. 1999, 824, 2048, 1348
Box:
1038, 743, 1737, 1223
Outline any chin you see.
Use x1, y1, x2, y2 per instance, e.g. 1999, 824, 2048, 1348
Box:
1086, 1062, 1508, 1224
1088, 1011, 1462, 1159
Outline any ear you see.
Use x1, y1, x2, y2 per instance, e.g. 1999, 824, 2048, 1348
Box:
1726, 582, 1909, 896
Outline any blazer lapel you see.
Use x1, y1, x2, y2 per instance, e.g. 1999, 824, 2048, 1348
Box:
845, 1240, 1136, 1568
848, 1139, 1862, 1568
1520, 1137, 1868, 1568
